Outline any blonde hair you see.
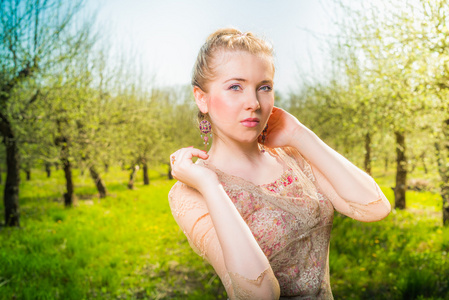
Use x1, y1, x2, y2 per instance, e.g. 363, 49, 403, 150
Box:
192, 28, 274, 93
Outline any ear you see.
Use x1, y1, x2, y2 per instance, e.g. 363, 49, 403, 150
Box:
193, 86, 209, 114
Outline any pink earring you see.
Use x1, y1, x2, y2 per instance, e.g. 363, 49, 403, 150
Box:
199, 120, 212, 150
260, 124, 268, 153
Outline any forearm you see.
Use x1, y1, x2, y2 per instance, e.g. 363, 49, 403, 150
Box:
198, 180, 271, 280
291, 125, 380, 204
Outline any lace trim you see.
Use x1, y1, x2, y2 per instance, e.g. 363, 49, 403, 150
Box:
346, 197, 384, 207
300, 156, 316, 182
200, 160, 290, 188
228, 267, 280, 300
228, 266, 271, 286
346, 197, 390, 222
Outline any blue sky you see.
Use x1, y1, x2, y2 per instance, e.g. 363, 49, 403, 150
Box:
93, 0, 335, 94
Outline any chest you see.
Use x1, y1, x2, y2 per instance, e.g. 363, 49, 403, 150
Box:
221, 177, 334, 260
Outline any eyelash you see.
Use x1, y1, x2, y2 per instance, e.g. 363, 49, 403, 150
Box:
229, 84, 242, 91
228, 84, 273, 92
259, 85, 272, 92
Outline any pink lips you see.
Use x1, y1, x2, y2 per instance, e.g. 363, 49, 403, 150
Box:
240, 118, 260, 128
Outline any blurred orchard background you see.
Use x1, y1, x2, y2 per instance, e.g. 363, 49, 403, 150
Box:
1, 0, 449, 299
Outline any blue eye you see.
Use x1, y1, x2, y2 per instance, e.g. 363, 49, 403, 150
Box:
259, 85, 272, 91
229, 84, 242, 91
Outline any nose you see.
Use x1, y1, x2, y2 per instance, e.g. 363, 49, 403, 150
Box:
244, 90, 260, 110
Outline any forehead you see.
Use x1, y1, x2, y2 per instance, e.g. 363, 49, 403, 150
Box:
210, 50, 275, 79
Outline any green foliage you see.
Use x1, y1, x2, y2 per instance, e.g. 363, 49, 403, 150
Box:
288, 0, 449, 218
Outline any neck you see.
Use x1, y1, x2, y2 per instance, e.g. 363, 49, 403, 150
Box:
206, 135, 264, 169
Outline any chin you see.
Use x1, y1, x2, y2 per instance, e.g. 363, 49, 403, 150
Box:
236, 136, 259, 144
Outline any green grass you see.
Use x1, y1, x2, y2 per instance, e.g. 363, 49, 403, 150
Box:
0, 167, 225, 300
0, 165, 448, 299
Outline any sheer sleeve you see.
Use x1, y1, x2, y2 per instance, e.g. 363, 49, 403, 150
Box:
283, 147, 391, 222
168, 182, 280, 300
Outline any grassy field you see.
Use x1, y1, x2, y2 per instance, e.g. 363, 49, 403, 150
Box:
0, 165, 448, 299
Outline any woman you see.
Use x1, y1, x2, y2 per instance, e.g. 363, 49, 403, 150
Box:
168, 28, 391, 299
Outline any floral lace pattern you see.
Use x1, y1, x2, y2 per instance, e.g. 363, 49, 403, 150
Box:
260, 168, 299, 196
198, 148, 335, 299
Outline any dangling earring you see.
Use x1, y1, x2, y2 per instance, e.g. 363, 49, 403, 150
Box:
199, 120, 212, 150
260, 124, 268, 153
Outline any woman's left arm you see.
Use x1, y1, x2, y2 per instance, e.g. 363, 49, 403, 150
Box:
293, 127, 391, 222
265, 107, 391, 222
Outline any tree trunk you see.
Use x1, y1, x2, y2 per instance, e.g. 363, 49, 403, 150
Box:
3, 136, 20, 226
442, 183, 449, 226
394, 131, 407, 210
57, 134, 74, 207
0, 163, 3, 185
384, 156, 389, 173
104, 163, 109, 173
25, 169, 31, 181
45, 162, 51, 178
128, 165, 138, 189
435, 142, 449, 226
89, 165, 107, 198
434, 118, 449, 226
168, 162, 173, 180
420, 152, 428, 174
143, 161, 150, 185
61, 156, 74, 207
364, 132, 371, 175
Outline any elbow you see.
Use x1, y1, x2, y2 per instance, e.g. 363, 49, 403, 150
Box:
359, 198, 392, 223
343, 196, 392, 223
228, 270, 280, 300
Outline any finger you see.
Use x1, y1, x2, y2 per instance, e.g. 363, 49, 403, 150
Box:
185, 148, 209, 161
175, 147, 208, 164
170, 149, 182, 165
272, 106, 285, 112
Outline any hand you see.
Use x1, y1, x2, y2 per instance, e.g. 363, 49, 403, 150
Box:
259, 106, 305, 148
170, 147, 219, 193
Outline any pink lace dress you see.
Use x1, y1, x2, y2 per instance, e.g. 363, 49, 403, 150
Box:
168, 147, 390, 299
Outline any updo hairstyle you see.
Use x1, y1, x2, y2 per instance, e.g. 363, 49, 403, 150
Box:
192, 28, 274, 93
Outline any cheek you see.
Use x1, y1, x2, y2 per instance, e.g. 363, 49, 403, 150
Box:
209, 96, 238, 120
261, 98, 274, 122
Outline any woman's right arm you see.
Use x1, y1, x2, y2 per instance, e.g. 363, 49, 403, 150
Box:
168, 148, 280, 299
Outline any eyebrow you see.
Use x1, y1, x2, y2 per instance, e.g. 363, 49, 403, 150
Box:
259, 79, 274, 85
223, 78, 247, 84
223, 78, 274, 85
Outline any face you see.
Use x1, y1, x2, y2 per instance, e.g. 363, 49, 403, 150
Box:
195, 50, 274, 146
